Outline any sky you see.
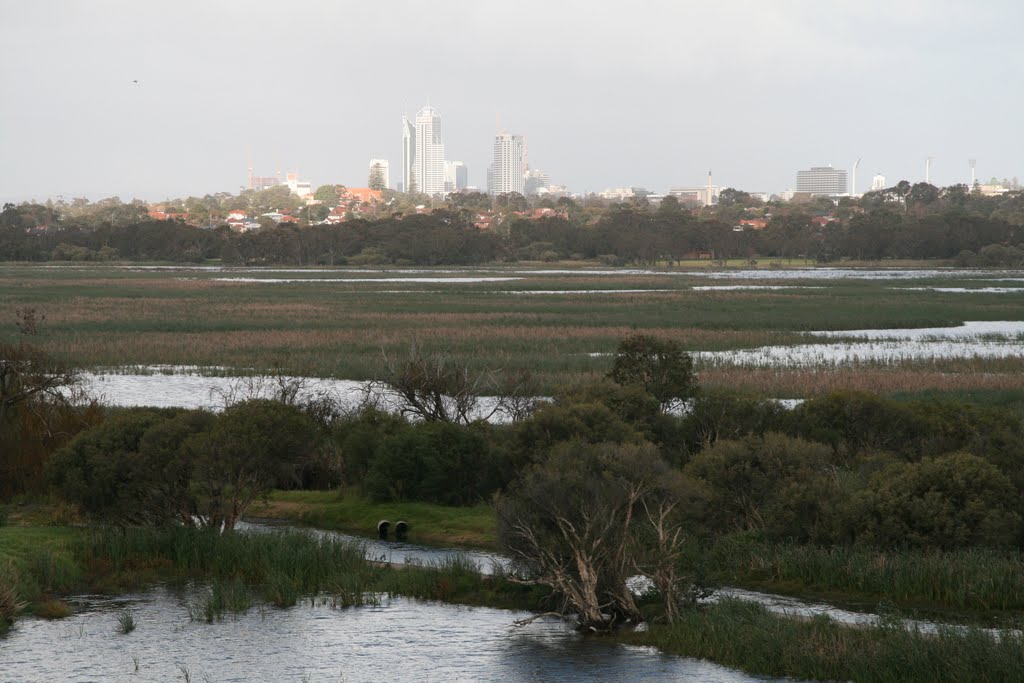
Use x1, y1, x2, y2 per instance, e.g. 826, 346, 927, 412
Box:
2, 0, 1022, 203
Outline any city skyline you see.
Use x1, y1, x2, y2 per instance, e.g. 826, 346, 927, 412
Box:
3, 1, 1023, 203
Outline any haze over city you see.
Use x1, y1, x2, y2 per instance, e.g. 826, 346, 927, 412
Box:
2, 0, 1022, 203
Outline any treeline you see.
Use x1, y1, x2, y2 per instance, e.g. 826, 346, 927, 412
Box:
10, 347, 1024, 554
3, 184, 1024, 265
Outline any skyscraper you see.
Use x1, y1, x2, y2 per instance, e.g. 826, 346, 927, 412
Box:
491, 133, 526, 195
411, 105, 446, 196
401, 115, 415, 193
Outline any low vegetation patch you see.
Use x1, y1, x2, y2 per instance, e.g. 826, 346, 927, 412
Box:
624, 599, 1024, 683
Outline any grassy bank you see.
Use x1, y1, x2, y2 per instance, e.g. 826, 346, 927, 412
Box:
250, 490, 499, 549
623, 599, 1024, 683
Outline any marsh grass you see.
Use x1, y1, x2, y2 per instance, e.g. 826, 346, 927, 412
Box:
116, 608, 136, 633
625, 599, 1024, 683
34, 598, 72, 619
187, 580, 252, 622
708, 535, 1024, 614
4, 264, 1020, 394
0, 576, 26, 631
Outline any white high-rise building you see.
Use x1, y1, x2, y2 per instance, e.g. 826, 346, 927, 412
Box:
871, 173, 886, 191
401, 115, 415, 193
491, 133, 526, 195
369, 159, 390, 190
411, 105, 446, 196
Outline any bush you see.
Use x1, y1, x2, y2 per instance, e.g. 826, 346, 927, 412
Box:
683, 433, 841, 542
364, 421, 497, 506
847, 452, 1023, 549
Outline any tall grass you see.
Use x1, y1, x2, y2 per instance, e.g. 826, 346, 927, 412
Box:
77, 526, 545, 615
626, 599, 1024, 683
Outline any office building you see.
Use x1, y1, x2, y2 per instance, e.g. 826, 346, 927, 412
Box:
491, 133, 526, 195
796, 166, 848, 196
871, 173, 886, 191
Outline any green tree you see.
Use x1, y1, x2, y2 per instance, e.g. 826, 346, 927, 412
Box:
607, 334, 696, 410
314, 185, 339, 203
368, 164, 386, 191
184, 400, 320, 531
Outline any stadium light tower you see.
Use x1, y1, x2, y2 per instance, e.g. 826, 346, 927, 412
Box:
852, 158, 861, 196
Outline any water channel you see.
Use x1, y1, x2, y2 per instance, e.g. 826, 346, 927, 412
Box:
0, 589, 772, 682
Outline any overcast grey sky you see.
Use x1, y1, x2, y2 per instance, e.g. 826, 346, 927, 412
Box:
2, 0, 1021, 203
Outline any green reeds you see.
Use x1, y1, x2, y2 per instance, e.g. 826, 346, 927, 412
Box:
708, 535, 1024, 613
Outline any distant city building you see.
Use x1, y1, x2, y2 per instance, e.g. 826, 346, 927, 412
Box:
491, 133, 526, 195
871, 173, 886, 191
247, 166, 280, 192
524, 169, 551, 196
445, 160, 468, 192
668, 185, 719, 206
412, 105, 446, 196
368, 159, 390, 190
284, 172, 312, 198
598, 187, 637, 200
796, 166, 848, 196
486, 165, 494, 195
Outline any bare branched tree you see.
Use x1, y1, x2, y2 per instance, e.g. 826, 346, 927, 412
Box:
496, 442, 693, 631
364, 341, 538, 424
209, 365, 344, 426
0, 341, 81, 429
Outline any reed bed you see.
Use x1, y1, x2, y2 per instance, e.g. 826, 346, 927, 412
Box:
699, 365, 1024, 398
626, 598, 1024, 683
4, 264, 1022, 396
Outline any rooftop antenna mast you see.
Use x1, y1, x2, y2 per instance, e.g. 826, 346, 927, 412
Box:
852, 158, 861, 196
